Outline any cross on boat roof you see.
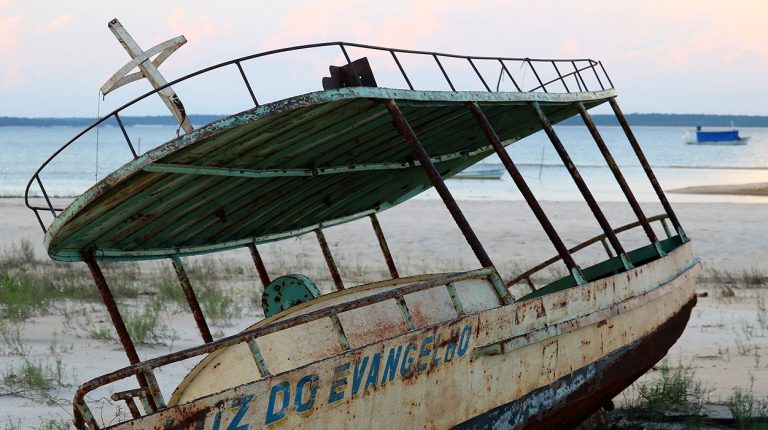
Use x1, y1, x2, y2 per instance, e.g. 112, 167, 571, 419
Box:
101, 18, 193, 133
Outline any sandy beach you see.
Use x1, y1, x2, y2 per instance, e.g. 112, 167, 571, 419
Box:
1, 196, 767, 427
670, 181, 768, 197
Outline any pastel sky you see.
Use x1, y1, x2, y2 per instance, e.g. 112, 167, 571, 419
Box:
1, 0, 766, 117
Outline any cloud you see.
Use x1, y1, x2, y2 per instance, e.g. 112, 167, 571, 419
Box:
166, 8, 232, 44
3, 64, 22, 88
260, 0, 468, 50
36, 13, 71, 32
0, 15, 21, 56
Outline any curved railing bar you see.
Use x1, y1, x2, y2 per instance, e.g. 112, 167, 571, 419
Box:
25, 40, 613, 230
525, 61, 600, 93
506, 214, 671, 288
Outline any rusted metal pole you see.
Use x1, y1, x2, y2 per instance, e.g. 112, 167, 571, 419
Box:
529, 101, 633, 270
609, 98, 687, 241
248, 243, 271, 288
369, 214, 399, 279
576, 102, 665, 257
170, 255, 213, 343
82, 253, 157, 411
385, 99, 494, 269
468, 102, 586, 284
315, 229, 345, 291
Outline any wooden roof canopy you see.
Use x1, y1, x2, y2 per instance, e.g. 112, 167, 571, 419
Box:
44, 86, 611, 262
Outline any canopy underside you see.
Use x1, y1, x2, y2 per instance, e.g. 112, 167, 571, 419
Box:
44, 86, 615, 261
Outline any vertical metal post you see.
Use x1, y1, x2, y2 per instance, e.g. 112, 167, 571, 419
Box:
530, 101, 633, 270
338, 44, 362, 86
390, 51, 414, 90
385, 99, 494, 270
467, 58, 491, 91
236, 62, 259, 107
498, 60, 521, 92
35, 175, 57, 217
591, 62, 605, 90
571, 61, 589, 91
248, 243, 271, 288
433, 55, 456, 91
600, 238, 615, 258
170, 255, 213, 343
369, 214, 399, 279
552, 62, 570, 93
315, 229, 344, 291
527, 60, 547, 92
33, 209, 46, 232
468, 102, 586, 285
576, 102, 665, 257
114, 113, 138, 159
609, 98, 687, 241
599, 61, 614, 89
660, 218, 673, 239
82, 253, 157, 411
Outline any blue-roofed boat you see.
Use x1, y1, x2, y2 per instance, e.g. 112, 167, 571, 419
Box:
685, 126, 749, 145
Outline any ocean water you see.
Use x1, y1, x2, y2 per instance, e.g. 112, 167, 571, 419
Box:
1, 124, 767, 204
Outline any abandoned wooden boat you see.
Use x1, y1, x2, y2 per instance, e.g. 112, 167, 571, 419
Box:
26, 19, 700, 430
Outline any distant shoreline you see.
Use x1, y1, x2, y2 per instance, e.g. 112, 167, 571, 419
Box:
2, 113, 768, 128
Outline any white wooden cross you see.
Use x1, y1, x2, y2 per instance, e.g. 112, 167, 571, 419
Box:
101, 18, 193, 134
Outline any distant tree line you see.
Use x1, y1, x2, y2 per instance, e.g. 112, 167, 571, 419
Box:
558, 113, 768, 127
0, 115, 225, 127
1, 113, 767, 127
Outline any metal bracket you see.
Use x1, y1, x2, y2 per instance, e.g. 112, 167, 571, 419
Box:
322, 57, 377, 89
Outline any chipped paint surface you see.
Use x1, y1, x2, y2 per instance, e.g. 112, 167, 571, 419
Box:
42, 88, 616, 263
88, 243, 698, 429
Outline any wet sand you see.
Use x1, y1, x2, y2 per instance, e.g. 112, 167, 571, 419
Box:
670, 181, 768, 197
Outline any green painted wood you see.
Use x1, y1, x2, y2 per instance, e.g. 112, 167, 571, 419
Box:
56, 102, 347, 249
519, 236, 684, 301
44, 87, 616, 261
122, 103, 392, 249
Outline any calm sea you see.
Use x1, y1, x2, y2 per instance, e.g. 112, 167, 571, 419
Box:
2, 124, 767, 204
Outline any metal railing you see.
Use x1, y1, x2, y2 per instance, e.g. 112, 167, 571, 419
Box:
24, 41, 614, 233
72, 267, 497, 429
506, 214, 674, 291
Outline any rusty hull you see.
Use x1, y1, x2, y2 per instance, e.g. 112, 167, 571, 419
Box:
96, 242, 698, 430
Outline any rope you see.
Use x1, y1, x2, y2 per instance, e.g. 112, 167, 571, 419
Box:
95, 90, 102, 182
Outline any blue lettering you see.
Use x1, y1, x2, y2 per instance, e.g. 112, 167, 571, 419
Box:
431, 333, 443, 367
400, 342, 416, 377
226, 394, 253, 430
295, 374, 319, 414
364, 352, 381, 391
351, 356, 369, 396
212, 412, 222, 430
444, 328, 457, 362
381, 345, 402, 385
265, 381, 290, 425
328, 362, 350, 404
458, 324, 471, 357
417, 336, 434, 373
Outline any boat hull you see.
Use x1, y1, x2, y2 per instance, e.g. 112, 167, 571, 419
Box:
455, 294, 696, 429
685, 137, 749, 145
108, 244, 699, 430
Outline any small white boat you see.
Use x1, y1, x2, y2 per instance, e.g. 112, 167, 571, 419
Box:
452, 165, 505, 180
684, 126, 749, 145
